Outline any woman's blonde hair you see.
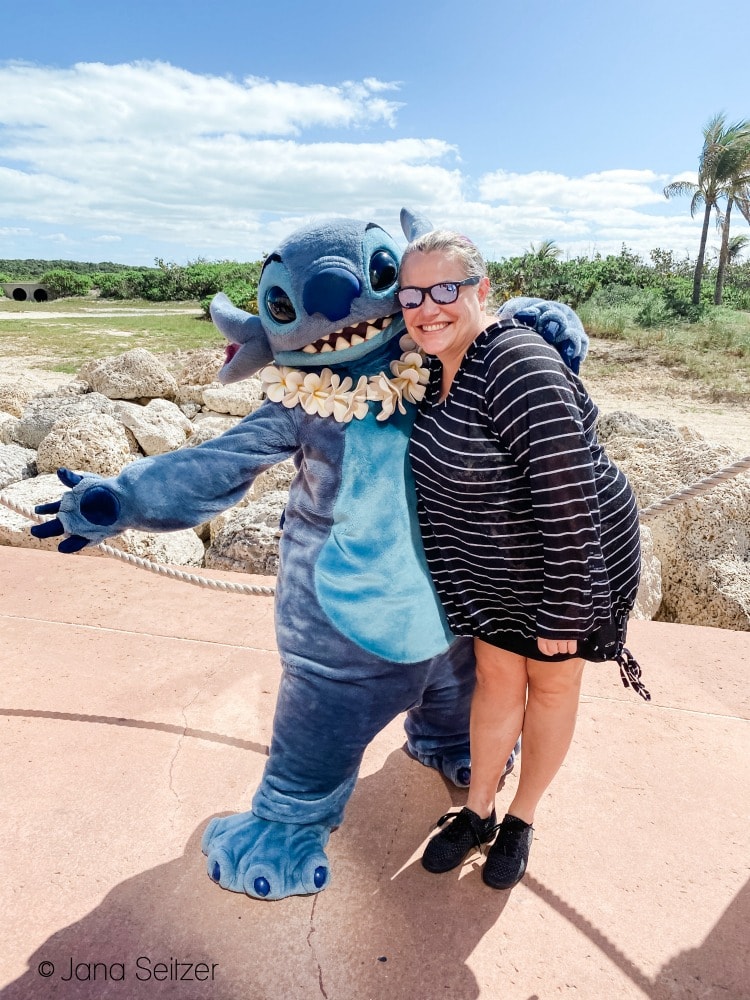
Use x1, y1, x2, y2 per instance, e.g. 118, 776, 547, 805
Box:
399, 229, 487, 281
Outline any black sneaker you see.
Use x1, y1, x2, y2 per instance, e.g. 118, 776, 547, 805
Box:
422, 807, 497, 874
482, 813, 533, 889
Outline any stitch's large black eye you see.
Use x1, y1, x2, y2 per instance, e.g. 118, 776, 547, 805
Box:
369, 250, 398, 291
265, 286, 296, 324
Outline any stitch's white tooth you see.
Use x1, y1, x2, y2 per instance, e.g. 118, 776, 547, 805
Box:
350, 334, 365, 346
364, 324, 379, 340
335, 336, 350, 351
302, 343, 318, 353
320, 342, 334, 352
381, 316, 392, 329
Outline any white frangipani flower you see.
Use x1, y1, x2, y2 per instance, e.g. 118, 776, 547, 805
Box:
390, 351, 430, 403
326, 373, 355, 422
260, 365, 305, 406
343, 375, 370, 422
298, 369, 335, 417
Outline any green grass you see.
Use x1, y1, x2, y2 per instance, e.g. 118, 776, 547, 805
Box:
578, 298, 750, 402
0, 297, 219, 372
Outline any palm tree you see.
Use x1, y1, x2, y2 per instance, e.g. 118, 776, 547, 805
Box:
526, 239, 562, 261
664, 113, 750, 305
714, 162, 750, 305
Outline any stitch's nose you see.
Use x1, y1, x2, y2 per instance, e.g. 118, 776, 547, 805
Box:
302, 267, 361, 322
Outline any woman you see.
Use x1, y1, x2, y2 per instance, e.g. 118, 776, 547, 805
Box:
398, 230, 647, 890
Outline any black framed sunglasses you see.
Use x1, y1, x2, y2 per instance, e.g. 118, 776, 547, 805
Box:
396, 276, 480, 310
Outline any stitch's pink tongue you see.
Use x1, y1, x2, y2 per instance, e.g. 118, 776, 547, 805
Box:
224, 343, 240, 365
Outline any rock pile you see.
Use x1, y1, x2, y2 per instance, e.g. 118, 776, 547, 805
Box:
0, 347, 292, 574
597, 412, 749, 631
0, 349, 747, 631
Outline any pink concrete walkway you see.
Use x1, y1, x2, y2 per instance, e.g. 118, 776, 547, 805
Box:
2, 545, 748, 999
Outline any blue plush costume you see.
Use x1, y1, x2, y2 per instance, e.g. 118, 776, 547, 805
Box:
32, 210, 586, 901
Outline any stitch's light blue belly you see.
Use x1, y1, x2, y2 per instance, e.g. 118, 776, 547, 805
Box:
314, 409, 453, 663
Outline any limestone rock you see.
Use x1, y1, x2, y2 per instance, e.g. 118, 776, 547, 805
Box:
0, 443, 37, 490
175, 384, 211, 407
174, 348, 224, 386
0, 474, 72, 551
183, 412, 241, 448
631, 524, 662, 620
0, 412, 21, 445
250, 460, 296, 499
36, 412, 136, 476
114, 398, 193, 455
80, 348, 178, 400
178, 401, 201, 420
598, 410, 749, 631
0, 374, 48, 417
202, 379, 264, 417
106, 526, 205, 568
12, 393, 115, 450
205, 491, 287, 574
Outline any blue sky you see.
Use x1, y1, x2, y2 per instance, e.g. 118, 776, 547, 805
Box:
1, 0, 748, 266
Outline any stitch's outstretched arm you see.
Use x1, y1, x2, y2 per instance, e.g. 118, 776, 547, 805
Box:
31, 402, 299, 551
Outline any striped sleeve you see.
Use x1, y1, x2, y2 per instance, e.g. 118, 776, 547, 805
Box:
482, 329, 612, 639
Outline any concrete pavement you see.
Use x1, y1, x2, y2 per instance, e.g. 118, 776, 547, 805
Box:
2, 545, 748, 999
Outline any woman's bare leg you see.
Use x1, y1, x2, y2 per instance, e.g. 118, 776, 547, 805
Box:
465, 639, 528, 819
506, 655, 585, 825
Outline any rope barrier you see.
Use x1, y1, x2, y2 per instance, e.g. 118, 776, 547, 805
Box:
638, 454, 750, 521
0, 492, 276, 597
1, 453, 748, 598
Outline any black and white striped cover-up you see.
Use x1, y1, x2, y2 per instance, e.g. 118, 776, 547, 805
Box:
409, 320, 648, 698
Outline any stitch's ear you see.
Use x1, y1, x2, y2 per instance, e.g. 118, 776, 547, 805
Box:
400, 208, 434, 242
210, 292, 274, 383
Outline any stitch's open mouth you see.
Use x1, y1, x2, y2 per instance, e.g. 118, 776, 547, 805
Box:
300, 314, 394, 355
223, 342, 241, 365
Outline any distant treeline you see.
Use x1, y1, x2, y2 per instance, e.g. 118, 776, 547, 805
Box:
0, 258, 262, 314
0, 259, 137, 278
2, 246, 749, 319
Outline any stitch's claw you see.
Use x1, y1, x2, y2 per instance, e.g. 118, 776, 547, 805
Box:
58, 468, 83, 488
30, 517, 64, 538
58, 534, 92, 553
455, 766, 472, 787
35, 500, 61, 515
253, 876, 271, 897
202, 811, 331, 900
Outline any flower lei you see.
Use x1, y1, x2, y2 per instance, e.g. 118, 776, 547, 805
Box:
259, 335, 430, 423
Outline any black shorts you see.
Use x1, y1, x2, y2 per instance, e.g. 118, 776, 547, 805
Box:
476, 615, 627, 664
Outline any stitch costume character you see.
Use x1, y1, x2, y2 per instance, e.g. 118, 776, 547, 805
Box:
32, 210, 586, 901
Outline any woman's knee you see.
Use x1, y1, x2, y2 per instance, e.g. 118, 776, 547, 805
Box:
526, 658, 584, 701
474, 640, 527, 695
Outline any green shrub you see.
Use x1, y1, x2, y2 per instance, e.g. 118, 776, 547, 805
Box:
201, 278, 258, 317
39, 269, 93, 298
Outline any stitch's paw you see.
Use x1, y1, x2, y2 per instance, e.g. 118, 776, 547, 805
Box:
499, 297, 588, 373
30, 468, 121, 551
201, 811, 331, 900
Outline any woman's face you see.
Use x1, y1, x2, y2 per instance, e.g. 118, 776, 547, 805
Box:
398, 250, 490, 366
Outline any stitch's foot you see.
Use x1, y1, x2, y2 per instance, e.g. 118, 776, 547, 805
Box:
201, 811, 331, 901
405, 745, 472, 788
407, 738, 521, 789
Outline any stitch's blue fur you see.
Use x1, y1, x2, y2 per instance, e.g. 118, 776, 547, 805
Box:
32, 210, 583, 900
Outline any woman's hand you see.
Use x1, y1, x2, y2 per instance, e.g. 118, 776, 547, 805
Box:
537, 637, 578, 657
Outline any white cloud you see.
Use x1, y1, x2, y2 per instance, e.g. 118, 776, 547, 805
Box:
478, 168, 668, 210
0, 60, 730, 265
